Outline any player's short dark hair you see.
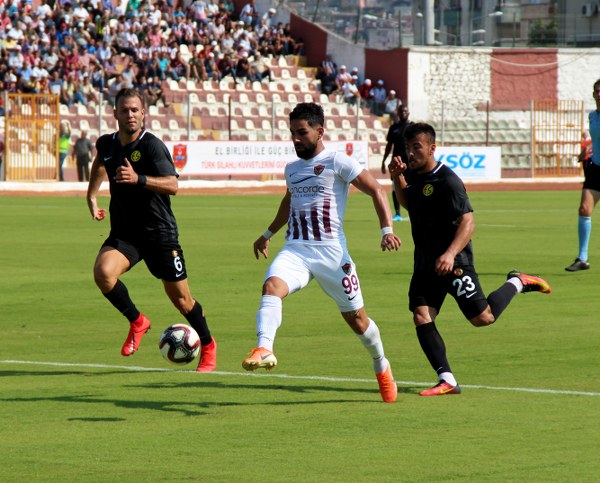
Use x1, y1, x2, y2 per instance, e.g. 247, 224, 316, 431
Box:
115, 88, 145, 108
594, 78, 600, 91
289, 102, 324, 128
404, 122, 436, 144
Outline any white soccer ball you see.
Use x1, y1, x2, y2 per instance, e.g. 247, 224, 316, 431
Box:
158, 323, 200, 365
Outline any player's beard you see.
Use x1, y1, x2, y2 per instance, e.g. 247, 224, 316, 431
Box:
122, 119, 142, 135
294, 141, 318, 160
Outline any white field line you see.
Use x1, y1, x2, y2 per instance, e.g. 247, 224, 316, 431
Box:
2, 359, 598, 397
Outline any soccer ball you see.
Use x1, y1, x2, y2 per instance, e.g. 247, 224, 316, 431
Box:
158, 323, 200, 365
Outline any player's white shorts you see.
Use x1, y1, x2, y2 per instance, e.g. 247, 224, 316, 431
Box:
265, 243, 364, 312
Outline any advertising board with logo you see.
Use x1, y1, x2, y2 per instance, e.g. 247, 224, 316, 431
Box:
434, 147, 502, 181
164, 141, 369, 176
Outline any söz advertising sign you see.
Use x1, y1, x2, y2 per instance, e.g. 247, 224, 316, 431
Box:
435, 147, 501, 181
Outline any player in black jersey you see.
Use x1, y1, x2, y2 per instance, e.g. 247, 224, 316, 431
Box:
382, 104, 412, 222
86, 88, 217, 371
389, 122, 551, 396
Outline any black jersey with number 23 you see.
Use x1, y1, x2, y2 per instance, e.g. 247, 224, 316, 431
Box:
404, 162, 474, 270
96, 130, 179, 243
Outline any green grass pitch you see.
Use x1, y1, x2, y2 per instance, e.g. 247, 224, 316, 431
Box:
0, 190, 599, 481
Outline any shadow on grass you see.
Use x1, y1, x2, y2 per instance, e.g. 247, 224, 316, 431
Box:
0, 393, 395, 417
0, 370, 417, 416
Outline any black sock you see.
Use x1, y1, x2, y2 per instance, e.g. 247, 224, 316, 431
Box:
102, 280, 140, 322
416, 322, 451, 376
392, 190, 400, 213
487, 283, 518, 320
184, 301, 212, 345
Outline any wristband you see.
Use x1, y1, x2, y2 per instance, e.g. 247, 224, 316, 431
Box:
262, 229, 273, 239
137, 174, 147, 186
381, 226, 393, 236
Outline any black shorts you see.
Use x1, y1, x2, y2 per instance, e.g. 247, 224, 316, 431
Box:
583, 161, 600, 192
408, 265, 488, 320
102, 236, 188, 282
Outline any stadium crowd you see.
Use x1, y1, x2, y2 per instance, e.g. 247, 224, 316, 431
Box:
315, 55, 400, 120
0, 0, 305, 110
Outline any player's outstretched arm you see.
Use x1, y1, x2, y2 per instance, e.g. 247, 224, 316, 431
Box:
87, 155, 107, 221
253, 191, 291, 259
351, 170, 401, 252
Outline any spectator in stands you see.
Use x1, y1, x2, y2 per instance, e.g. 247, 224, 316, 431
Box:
220, 31, 235, 55
73, 129, 94, 182
358, 78, 374, 111
316, 63, 337, 97
58, 121, 71, 182
206, 0, 220, 19
143, 52, 164, 82
106, 74, 127, 106
335, 64, 351, 93
256, 28, 276, 57
342, 75, 360, 105
42, 44, 60, 72
190, 0, 209, 26
235, 51, 251, 81
121, 63, 136, 88
78, 45, 100, 72
97, 40, 115, 69
282, 23, 303, 55
384, 89, 400, 119
90, 64, 106, 94
262, 7, 276, 28
146, 77, 169, 107
73, 3, 91, 24
157, 51, 174, 80
204, 51, 219, 80
248, 51, 271, 82
71, 76, 88, 105
188, 50, 209, 82
136, 75, 151, 99
239, 0, 260, 28
72, 22, 93, 49
322, 54, 336, 75
217, 52, 237, 84
371, 79, 387, 116
80, 74, 100, 104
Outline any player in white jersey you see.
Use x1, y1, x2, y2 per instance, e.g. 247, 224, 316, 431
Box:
242, 102, 402, 403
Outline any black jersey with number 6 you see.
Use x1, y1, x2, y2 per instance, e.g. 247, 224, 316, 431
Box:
404, 162, 474, 270
96, 130, 179, 243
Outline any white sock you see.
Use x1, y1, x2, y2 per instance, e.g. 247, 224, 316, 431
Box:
357, 319, 388, 373
439, 371, 458, 387
507, 277, 524, 293
256, 295, 282, 352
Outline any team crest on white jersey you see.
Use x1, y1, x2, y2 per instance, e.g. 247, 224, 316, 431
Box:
314, 164, 325, 175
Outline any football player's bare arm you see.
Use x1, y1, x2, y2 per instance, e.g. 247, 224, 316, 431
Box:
253, 191, 291, 259
87, 157, 107, 220
351, 170, 401, 251
435, 212, 475, 276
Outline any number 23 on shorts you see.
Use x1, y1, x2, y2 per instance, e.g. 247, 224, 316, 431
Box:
452, 274, 477, 298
